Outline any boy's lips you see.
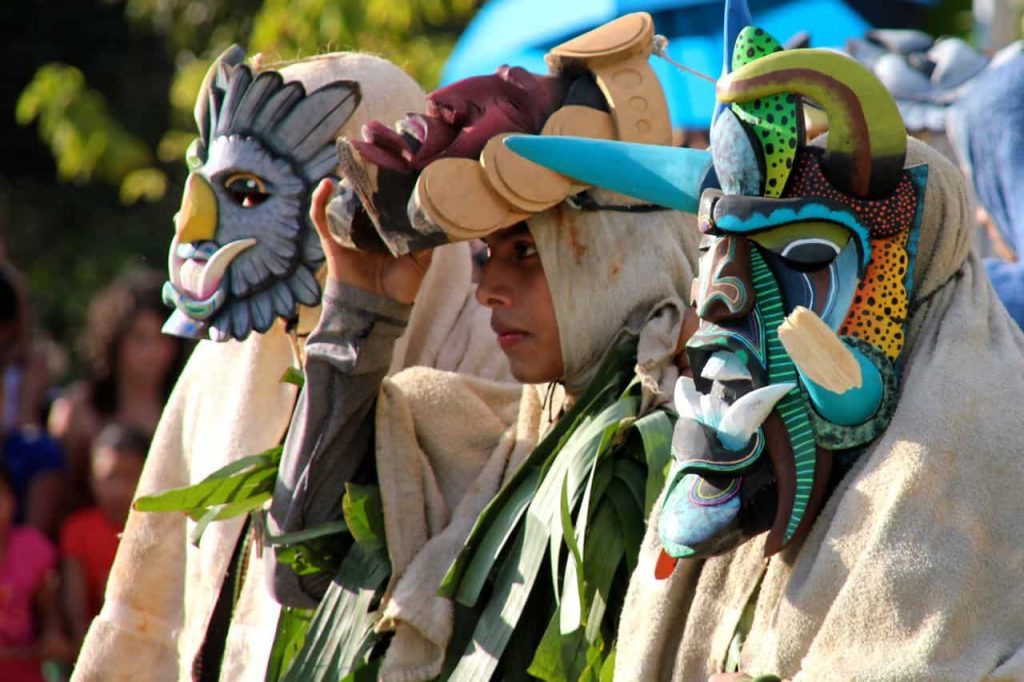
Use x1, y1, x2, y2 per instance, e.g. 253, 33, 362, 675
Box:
491, 321, 531, 349
497, 331, 529, 349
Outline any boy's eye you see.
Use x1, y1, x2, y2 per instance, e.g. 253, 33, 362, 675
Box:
473, 244, 491, 267
513, 240, 538, 259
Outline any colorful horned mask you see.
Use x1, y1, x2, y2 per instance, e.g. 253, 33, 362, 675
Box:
162, 46, 360, 341
505, 3, 928, 563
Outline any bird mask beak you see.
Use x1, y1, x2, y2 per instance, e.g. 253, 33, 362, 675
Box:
175, 172, 218, 243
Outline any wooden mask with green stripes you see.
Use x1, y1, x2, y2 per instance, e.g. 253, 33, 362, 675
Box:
658, 22, 926, 561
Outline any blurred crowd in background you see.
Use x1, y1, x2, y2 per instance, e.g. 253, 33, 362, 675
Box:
0, 260, 189, 680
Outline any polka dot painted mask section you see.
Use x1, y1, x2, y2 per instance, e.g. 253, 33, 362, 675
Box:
731, 26, 801, 198
782, 151, 925, 360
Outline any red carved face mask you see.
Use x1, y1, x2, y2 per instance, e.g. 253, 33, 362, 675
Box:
355, 66, 565, 172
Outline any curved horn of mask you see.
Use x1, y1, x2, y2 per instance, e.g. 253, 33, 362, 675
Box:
502, 135, 712, 213
717, 49, 907, 199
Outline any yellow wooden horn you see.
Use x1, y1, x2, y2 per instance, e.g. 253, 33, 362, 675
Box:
718, 49, 907, 198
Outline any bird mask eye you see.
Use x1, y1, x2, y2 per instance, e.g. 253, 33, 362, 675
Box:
224, 172, 269, 208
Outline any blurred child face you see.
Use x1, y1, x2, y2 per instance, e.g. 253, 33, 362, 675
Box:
91, 446, 144, 526
476, 224, 565, 384
118, 310, 179, 387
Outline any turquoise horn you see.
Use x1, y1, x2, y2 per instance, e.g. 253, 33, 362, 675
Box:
502, 135, 712, 214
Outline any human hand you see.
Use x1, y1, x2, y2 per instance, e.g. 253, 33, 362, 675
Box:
310, 178, 432, 305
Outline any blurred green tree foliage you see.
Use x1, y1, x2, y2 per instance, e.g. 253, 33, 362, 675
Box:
6, 0, 476, 376
19, 0, 477, 205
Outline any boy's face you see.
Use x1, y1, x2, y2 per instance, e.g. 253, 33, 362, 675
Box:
91, 446, 144, 526
476, 224, 565, 384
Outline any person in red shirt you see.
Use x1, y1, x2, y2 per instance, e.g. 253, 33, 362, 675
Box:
59, 423, 147, 653
0, 463, 67, 681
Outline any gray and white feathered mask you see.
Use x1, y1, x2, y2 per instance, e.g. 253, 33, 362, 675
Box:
163, 46, 360, 341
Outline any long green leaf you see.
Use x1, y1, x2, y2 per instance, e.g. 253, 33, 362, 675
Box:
558, 475, 585, 634
444, 343, 645, 679
282, 542, 390, 681
559, 627, 592, 682
599, 648, 616, 682
213, 491, 272, 520
266, 520, 349, 546
134, 448, 280, 514
451, 445, 583, 679
443, 416, 573, 602
266, 607, 314, 682
527, 608, 568, 681
581, 502, 625, 646
579, 634, 609, 682
613, 459, 646, 515
549, 398, 637, 609
188, 493, 271, 546
448, 468, 539, 605
188, 506, 221, 547
449, 397, 636, 681
634, 410, 674, 515
603, 477, 643, 577
447, 528, 541, 681
556, 406, 630, 636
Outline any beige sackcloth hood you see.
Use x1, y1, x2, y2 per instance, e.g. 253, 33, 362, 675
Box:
614, 138, 1024, 680
72, 53, 512, 682
372, 195, 699, 681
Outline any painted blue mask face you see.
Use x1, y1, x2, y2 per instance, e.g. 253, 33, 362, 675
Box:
664, 181, 872, 557
660, 121, 930, 556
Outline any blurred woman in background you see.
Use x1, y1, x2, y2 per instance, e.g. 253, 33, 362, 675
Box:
48, 268, 186, 511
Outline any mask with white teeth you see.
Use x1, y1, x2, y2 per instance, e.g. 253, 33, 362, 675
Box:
162, 46, 361, 341
660, 19, 930, 563
501, 9, 929, 566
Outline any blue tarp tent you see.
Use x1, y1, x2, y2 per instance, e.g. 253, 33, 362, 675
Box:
442, 0, 927, 129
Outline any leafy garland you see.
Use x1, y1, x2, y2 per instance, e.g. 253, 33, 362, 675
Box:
439, 342, 675, 680
134, 342, 676, 680
276, 483, 391, 681
134, 436, 388, 681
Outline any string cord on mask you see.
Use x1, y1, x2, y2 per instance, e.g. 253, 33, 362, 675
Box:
566, 191, 672, 213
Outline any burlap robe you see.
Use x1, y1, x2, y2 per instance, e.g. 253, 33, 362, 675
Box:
73, 234, 508, 682
71, 50, 510, 679
614, 139, 1024, 681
